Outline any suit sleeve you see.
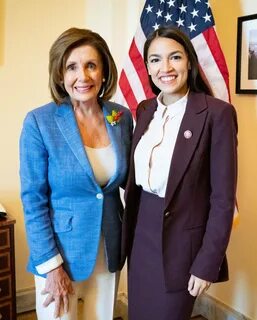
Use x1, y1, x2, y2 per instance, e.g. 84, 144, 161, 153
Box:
136, 101, 145, 121
120, 107, 134, 190
189, 103, 238, 282
19, 112, 61, 267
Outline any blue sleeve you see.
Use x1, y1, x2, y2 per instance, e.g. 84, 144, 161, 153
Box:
19, 112, 60, 266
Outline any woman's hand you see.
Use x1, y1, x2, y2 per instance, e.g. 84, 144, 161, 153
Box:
188, 274, 211, 297
41, 265, 74, 318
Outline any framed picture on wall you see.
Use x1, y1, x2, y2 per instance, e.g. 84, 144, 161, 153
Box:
236, 13, 257, 94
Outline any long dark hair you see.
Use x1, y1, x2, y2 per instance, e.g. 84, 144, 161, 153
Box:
143, 26, 212, 96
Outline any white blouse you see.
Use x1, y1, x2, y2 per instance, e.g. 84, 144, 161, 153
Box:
85, 144, 116, 186
134, 93, 188, 198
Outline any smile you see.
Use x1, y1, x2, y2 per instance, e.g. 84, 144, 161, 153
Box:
75, 85, 93, 92
160, 75, 176, 83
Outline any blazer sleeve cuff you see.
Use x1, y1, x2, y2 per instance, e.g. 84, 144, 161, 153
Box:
35, 254, 63, 274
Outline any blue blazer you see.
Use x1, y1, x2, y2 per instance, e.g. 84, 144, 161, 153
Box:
20, 100, 133, 281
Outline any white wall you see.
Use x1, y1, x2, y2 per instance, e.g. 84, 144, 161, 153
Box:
0, 0, 257, 318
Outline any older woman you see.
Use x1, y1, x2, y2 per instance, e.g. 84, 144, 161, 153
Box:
20, 28, 133, 320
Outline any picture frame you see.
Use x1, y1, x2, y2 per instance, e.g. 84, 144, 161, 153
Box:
236, 13, 257, 94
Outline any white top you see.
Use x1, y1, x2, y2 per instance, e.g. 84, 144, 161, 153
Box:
85, 144, 116, 186
134, 92, 188, 198
36, 144, 116, 274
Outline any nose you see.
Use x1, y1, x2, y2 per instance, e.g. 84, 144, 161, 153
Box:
78, 67, 90, 81
161, 59, 173, 72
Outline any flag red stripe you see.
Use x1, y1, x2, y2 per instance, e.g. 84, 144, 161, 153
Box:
203, 27, 230, 98
118, 70, 138, 117
129, 39, 154, 99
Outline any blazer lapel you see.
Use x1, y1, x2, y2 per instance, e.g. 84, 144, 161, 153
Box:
54, 102, 96, 182
164, 92, 208, 210
132, 98, 157, 155
127, 99, 157, 190
102, 102, 122, 189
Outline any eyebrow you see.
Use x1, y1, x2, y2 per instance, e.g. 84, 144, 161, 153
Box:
148, 50, 184, 58
66, 59, 98, 65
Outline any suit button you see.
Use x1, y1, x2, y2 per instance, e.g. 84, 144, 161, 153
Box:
164, 211, 170, 217
96, 193, 103, 200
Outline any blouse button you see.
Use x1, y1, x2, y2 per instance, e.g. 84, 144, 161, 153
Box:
164, 211, 170, 217
96, 193, 103, 200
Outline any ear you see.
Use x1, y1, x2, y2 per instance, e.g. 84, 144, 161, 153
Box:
188, 62, 191, 70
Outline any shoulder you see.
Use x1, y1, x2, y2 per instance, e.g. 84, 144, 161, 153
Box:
190, 92, 237, 121
205, 94, 235, 112
29, 101, 58, 114
193, 93, 238, 131
206, 95, 237, 126
24, 101, 58, 123
137, 97, 157, 109
22, 102, 62, 135
136, 98, 157, 119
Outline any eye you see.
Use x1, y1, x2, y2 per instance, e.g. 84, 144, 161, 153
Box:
88, 62, 96, 70
171, 54, 182, 61
149, 57, 160, 63
66, 63, 76, 71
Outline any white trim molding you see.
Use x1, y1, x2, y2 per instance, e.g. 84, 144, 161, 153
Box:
193, 293, 252, 320
16, 288, 128, 318
16, 289, 251, 320
16, 287, 35, 314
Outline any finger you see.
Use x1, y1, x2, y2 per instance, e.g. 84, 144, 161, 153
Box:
43, 294, 54, 307
41, 288, 48, 295
63, 295, 69, 313
189, 280, 201, 297
201, 282, 210, 294
189, 287, 198, 297
69, 284, 75, 295
196, 282, 208, 296
187, 275, 195, 291
206, 282, 211, 290
54, 297, 61, 319
197, 286, 205, 296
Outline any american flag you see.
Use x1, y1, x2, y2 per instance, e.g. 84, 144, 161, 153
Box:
115, 0, 230, 118
115, 0, 239, 226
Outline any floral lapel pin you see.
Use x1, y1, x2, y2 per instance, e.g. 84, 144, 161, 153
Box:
106, 110, 124, 126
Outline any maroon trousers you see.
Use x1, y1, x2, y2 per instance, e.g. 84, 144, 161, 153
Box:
128, 191, 196, 320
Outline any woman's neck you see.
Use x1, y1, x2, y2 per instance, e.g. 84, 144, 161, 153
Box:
161, 89, 189, 106
72, 99, 101, 117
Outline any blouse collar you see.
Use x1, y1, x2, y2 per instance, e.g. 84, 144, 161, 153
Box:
156, 91, 189, 118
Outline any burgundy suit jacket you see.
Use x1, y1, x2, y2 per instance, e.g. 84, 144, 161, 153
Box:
121, 91, 238, 292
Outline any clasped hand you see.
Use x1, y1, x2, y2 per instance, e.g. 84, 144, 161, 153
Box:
188, 274, 211, 297
41, 265, 74, 318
